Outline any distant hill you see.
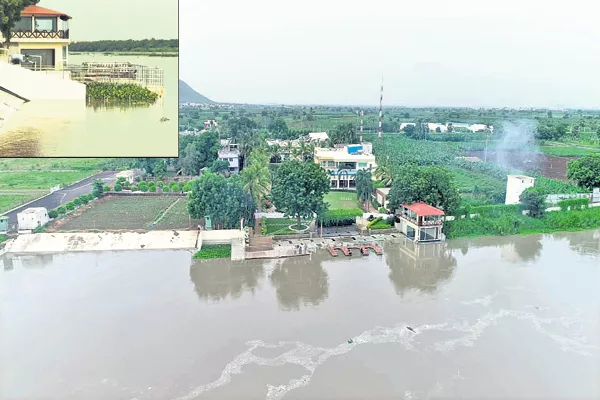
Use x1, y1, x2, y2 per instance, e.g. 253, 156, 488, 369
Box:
179, 80, 214, 104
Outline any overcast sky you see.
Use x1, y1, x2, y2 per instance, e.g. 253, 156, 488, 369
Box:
180, 0, 600, 108
42, 0, 177, 41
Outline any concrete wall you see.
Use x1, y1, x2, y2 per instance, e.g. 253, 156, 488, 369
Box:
0, 62, 85, 101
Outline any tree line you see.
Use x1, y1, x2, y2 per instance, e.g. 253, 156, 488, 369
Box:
70, 39, 178, 53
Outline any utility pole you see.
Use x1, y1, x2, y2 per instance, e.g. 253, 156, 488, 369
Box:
378, 77, 383, 140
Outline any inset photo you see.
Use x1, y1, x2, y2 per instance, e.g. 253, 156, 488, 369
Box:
0, 0, 178, 157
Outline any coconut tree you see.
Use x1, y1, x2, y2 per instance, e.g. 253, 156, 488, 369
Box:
241, 149, 271, 212
356, 170, 375, 211
374, 163, 394, 187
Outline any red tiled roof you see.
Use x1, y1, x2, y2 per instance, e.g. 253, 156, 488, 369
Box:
402, 202, 445, 216
21, 5, 71, 19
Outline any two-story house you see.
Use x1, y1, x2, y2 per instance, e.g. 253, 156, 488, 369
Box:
1, 4, 72, 70
218, 139, 240, 174
314, 143, 377, 189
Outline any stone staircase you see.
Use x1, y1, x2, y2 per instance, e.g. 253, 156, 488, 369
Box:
248, 236, 273, 252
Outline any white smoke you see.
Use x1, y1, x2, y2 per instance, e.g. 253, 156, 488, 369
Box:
493, 120, 538, 171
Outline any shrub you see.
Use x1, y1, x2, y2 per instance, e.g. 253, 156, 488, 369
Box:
131, 185, 139, 191
117, 177, 126, 183
149, 185, 156, 192
157, 180, 164, 187
557, 197, 589, 211
73, 198, 82, 206
134, 176, 141, 183
178, 181, 186, 189
66, 202, 75, 210
367, 216, 382, 228
520, 187, 546, 218
79, 195, 89, 204
57, 206, 67, 215
378, 207, 387, 213
48, 210, 58, 219
140, 185, 148, 192
148, 181, 156, 187
103, 185, 111, 192
170, 183, 179, 192
318, 208, 363, 227
182, 183, 192, 192
261, 216, 267, 235
162, 186, 170, 192
114, 183, 123, 192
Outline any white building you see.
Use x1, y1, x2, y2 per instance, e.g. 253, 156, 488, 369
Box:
314, 143, 377, 189
427, 123, 448, 133
505, 175, 536, 205
17, 207, 50, 232
218, 139, 240, 173
116, 169, 141, 184
307, 132, 329, 143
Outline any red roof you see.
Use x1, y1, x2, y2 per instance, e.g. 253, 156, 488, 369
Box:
21, 5, 71, 19
402, 202, 445, 216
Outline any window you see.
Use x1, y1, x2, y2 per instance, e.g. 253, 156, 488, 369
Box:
321, 161, 326, 167
34, 17, 57, 32
358, 162, 367, 168
327, 161, 335, 167
13, 16, 32, 31
229, 167, 236, 172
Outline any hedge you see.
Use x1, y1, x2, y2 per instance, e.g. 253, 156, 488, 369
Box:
557, 198, 589, 211
318, 208, 363, 227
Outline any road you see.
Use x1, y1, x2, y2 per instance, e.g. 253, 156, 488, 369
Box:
2, 171, 117, 231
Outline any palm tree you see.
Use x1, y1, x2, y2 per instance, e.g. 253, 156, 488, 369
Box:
356, 170, 374, 211
374, 163, 393, 187
292, 141, 315, 162
241, 149, 271, 212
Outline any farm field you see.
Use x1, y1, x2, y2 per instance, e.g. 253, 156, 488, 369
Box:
447, 167, 505, 194
0, 171, 93, 190
154, 198, 202, 229
54, 196, 179, 231
324, 191, 360, 210
0, 193, 45, 213
539, 146, 600, 157
0, 158, 105, 171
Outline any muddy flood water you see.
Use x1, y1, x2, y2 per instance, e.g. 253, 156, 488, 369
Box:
1, 230, 599, 400
0, 54, 178, 157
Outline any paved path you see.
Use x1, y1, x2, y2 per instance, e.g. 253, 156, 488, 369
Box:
2, 171, 117, 230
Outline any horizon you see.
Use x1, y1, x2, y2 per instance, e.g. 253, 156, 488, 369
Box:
180, 0, 600, 109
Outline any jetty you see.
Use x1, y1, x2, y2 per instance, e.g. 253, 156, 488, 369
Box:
327, 244, 383, 257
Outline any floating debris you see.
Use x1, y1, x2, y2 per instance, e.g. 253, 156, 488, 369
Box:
406, 326, 416, 333
160, 117, 170, 122
347, 338, 353, 344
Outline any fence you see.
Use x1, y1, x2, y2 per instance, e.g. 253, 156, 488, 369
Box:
105, 191, 185, 197
66, 62, 164, 94
546, 193, 591, 205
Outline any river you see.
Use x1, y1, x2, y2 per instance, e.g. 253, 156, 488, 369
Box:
1, 230, 599, 400
0, 54, 178, 157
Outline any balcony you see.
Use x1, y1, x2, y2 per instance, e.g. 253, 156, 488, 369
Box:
399, 213, 443, 227
11, 29, 69, 39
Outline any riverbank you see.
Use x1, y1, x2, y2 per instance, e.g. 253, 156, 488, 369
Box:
70, 51, 178, 57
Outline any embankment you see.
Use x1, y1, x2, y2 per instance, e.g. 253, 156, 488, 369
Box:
4, 230, 199, 254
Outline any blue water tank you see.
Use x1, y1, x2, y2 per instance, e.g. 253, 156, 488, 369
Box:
347, 145, 362, 154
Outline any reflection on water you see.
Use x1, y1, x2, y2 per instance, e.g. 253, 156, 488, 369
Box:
189, 259, 265, 302
269, 255, 329, 311
0, 54, 178, 157
385, 238, 457, 296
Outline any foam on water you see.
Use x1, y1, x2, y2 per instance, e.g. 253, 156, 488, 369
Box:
170, 296, 599, 400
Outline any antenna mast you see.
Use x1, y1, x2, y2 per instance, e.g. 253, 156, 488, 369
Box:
360, 110, 364, 142
378, 77, 383, 139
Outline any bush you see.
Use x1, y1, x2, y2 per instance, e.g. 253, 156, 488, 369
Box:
57, 206, 67, 215
134, 176, 141, 183
114, 183, 123, 192
131, 185, 138, 192
66, 202, 75, 210
367, 216, 382, 228
182, 183, 192, 192
103, 185, 111, 192
149, 185, 156, 192
157, 180, 164, 187
520, 187, 546, 218
140, 185, 149, 192
261, 216, 267, 235
170, 183, 179, 192
178, 181, 186, 189
48, 210, 58, 219
378, 207, 387, 213
79, 195, 89, 204
148, 181, 156, 187
318, 208, 363, 227
117, 177, 126, 184
558, 197, 589, 211
73, 198, 82, 206
162, 186, 170, 192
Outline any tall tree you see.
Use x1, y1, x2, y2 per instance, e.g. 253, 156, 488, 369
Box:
268, 118, 289, 136
567, 154, 600, 189
355, 170, 375, 210
0, 0, 39, 49
241, 149, 271, 211
387, 166, 460, 213
374, 163, 394, 187
271, 160, 330, 227
329, 122, 358, 145
519, 187, 546, 218
181, 132, 219, 175
187, 172, 255, 229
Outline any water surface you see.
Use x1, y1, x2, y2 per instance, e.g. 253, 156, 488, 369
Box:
1, 231, 599, 400
0, 54, 178, 157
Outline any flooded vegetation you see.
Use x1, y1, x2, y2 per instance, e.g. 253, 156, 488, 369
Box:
0, 54, 177, 157
2, 230, 598, 399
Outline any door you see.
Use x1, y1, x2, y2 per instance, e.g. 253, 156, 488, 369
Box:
21, 49, 55, 69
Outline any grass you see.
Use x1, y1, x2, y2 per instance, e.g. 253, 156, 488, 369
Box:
447, 167, 505, 194
56, 196, 178, 230
0, 171, 92, 190
0, 234, 7, 244
324, 191, 360, 210
0, 158, 105, 171
193, 244, 231, 259
0, 193, 45, 213
539, 146, 600, 157
264, 218, 310, 235
155, 199, 202, 229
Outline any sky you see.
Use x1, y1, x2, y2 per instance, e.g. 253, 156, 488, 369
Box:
180, 0, 600, 109
40, 0, 178, 41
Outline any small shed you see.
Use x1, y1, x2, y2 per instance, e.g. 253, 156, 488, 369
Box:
396, 202, 445, 242
505, 175, 535, 205
375, 187, 391, 209
0, 215, 9, 233
17, 207, 49, 232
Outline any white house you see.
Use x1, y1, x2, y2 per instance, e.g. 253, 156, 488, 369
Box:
218, 139, 240, 173
505, 175, 535, 205
308, 132, 329, 142
17, 207, 50, 232
116, 169, 140, 184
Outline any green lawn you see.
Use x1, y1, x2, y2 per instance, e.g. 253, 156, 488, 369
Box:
324, 191, 360, 210
264, 218, 310, 235
0, 158, 105, 171
0, 171, 93, 190
0, 193, 45, 213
